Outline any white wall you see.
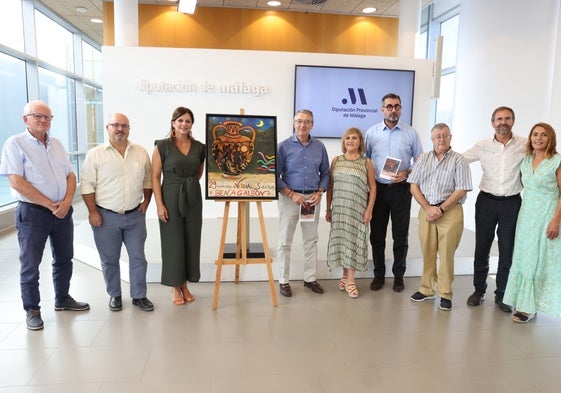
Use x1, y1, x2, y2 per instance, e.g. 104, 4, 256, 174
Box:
81, 47, 434, 281
453, 0, 561, 230
102, 47, 434, 219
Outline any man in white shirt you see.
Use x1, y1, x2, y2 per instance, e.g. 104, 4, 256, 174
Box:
80, 113, 154, 312
463, 106, 526, 312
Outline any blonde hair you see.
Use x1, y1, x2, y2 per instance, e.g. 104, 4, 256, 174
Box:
340, 127, 365, 155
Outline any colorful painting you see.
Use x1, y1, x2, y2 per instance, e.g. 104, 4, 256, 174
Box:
205, 113, 277, 200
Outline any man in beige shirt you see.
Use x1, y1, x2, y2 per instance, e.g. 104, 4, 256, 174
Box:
80, 113, 154, 312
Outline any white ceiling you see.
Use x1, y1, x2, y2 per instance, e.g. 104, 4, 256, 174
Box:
39, 0, 410, 46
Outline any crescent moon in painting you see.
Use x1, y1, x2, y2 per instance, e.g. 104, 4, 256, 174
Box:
256, 120, 264, 127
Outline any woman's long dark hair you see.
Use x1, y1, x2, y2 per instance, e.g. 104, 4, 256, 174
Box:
170, 106, 195, 139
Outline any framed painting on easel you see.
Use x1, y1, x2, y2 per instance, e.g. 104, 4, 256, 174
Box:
205, 113, 278, 200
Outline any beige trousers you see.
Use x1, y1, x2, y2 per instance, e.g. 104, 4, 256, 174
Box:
417, 203, 464, 300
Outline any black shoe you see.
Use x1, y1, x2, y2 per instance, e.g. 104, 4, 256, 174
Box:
304, 280, 324, 294
410, 291, 435, 302
132, 297, 154, 312
467, 291, 485, 306
495, 296, 512, 313
370, 277, 384, 291
26, 310, 44, 331
109, 296, 122, 311
392, 277, 404, 292
440, 298, 452, 311
279, 283, 292, 297
54, 295, 90, 311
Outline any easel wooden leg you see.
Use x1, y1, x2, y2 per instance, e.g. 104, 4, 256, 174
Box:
257, 202, 278, 307
234, 202, 249, 283
212, 201, 231, 310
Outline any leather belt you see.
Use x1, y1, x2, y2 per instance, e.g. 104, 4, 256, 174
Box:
376, 181, 408, 189
19, 201, 51, 212
480, 191, 520, 201
96, 204, 139, 215
292, 189, 318, 194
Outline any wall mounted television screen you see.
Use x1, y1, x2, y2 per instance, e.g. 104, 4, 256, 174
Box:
294, 65, 415, 139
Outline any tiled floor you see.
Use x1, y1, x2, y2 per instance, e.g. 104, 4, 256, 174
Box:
1, 217, 561, 392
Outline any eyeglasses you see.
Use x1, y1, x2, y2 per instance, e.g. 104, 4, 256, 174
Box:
433, 134, 451, 140
294, 119, 313, 125
108, 123, 130, 129
382, 104, 402, 111
27, 113, 54, 121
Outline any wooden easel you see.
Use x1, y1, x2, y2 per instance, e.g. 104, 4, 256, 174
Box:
212, 200, 278, 309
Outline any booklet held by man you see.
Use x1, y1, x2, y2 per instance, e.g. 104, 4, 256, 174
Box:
380, 156, 401, 180
299, 202, 316, 222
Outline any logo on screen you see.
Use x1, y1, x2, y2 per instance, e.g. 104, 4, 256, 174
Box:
342, 88, 368, 105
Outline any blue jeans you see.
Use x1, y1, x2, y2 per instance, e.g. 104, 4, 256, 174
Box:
92, 209, 148, 299
16, 202, 74, 311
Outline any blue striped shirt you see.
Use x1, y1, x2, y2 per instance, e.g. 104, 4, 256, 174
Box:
408, 148, 472, 205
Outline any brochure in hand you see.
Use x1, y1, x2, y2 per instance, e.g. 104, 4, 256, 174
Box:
380, 156, 401, 180
299, 202, 316, 222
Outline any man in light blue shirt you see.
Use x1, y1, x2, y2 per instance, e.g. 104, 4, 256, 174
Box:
276, 109, 330, 297
364, 93, 423, 293
0, 100, 89, 330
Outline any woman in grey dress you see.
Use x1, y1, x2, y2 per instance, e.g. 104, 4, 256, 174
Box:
326, 128, 376, 298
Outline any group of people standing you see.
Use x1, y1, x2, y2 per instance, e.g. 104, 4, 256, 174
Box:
3, 96, 561, 330
465, 108, 561, 323
277, 96, 561, 324
80, 106, 206, 314
0, 101, 205, 330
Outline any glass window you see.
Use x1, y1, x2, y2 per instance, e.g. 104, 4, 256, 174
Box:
38, 67, 76, 152
82, 41, 103, 84
435, 73, 456, 125
0, 0, 24, 51
0, 52, 27, 208
433, 0, 460, 19
84, 84, 104, 149
440, 15, 459, 70
0, 53, 28, 151
420, 1, 459, 126
0, 0, 103, 217
35, 10, 75, 72
415, 30, 428, 59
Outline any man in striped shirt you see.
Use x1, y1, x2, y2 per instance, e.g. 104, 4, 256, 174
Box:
407, 123, 472, 311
